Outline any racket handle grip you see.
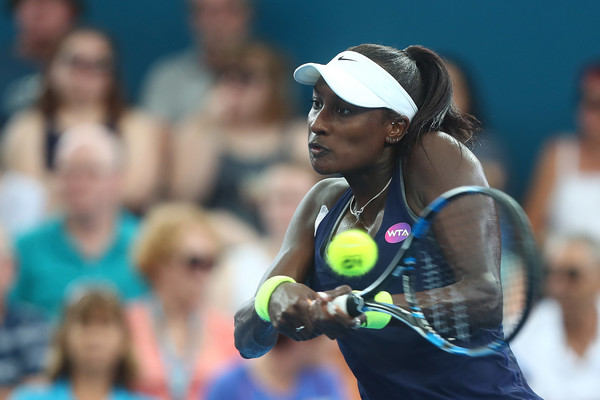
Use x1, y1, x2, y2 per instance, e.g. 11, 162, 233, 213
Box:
326, 293, 363, 317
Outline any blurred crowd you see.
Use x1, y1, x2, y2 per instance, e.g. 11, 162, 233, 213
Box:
0, 0, 599, 399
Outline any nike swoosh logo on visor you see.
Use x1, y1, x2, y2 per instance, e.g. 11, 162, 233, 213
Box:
338, 56, 357, 61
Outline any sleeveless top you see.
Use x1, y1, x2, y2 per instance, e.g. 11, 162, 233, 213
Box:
309, 162, 541, 400
547, 139, 600, 241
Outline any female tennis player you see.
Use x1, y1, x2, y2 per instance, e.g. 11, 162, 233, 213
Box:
234, 44, 540, 399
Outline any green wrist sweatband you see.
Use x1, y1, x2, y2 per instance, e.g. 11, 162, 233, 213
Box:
363, 291, 393, 329
254, 275, 296, 322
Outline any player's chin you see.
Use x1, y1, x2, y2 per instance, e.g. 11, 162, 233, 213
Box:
309, 156, 339, 176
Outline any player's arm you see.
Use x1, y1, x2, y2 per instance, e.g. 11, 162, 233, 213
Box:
400, 132, 501, 323
234, 178, 355, 358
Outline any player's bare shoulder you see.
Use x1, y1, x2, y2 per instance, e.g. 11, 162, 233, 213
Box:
289, 177, 348, 233
310, 177, 349, 206
406, 131, 487, 208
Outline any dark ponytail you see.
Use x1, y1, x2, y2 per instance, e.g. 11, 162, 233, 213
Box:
348, 44, 479, 158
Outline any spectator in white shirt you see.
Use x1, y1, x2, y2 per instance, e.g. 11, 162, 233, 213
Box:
512, 234, 600, 400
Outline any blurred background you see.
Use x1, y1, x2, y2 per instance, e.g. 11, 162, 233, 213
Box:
2, 0, 598, 197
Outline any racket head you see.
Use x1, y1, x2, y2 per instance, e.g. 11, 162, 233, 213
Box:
358, 186, 541, 356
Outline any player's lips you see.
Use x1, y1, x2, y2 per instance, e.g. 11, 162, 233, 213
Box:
309, 142, 330, 157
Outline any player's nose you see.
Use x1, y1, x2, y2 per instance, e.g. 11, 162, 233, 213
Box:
309, 108, 331, 136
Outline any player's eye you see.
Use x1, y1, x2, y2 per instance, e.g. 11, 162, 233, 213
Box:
311, 98, 323, 110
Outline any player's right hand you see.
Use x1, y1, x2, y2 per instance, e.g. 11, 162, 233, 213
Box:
268, 282, 321, 341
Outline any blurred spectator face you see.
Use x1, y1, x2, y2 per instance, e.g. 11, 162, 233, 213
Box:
48, 31, 115, 106
219, 62, 271, 123
213, 45, 288, 125
546, 239, 600, 309
578, 73, 600, 141
65, 306, 126, 375
55, 126, 123, 218
154, 225, 219, 308
14, 0, 76, 44
189, 0, 250, 50
257, 165, 316, 240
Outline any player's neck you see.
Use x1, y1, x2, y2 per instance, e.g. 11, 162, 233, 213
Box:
344, 162, 394, 226
345, 163, 394, 203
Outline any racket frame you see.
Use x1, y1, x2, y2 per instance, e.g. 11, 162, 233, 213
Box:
344, 185, 541, 357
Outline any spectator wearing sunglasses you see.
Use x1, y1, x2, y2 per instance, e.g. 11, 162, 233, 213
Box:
127, 203, 238, 400
511, 234, 600, 400
2, 26, 164, 214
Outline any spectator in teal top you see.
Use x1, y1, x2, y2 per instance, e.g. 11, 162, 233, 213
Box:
11, 124, 147, 318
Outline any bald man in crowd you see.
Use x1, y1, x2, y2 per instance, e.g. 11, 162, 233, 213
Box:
10, 124, 147, 318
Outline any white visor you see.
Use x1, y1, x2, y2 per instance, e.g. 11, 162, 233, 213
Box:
294, 50, 418, 121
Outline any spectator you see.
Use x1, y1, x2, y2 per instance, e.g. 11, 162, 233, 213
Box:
525, 63, 600, 243
170, 42, 308, 231
445, 58, 510, 190
140, 0, 252, 124
2, 26, 164, 213
206, 335, 346, 400
127, 203, 238, 400
0, 228, 49, 400
210, 163, 318, 314
511, 234, 600, 400
9, 288, 152, 400
0, 0, 80, 126
10, 125, 147, 318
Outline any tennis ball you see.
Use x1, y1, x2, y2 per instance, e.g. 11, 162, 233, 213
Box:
326, 229, 378, 277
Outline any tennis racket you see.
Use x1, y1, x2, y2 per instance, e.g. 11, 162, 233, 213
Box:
329, 185, 541, 357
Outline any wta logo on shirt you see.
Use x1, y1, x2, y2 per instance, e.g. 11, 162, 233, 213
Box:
385, 222, 411, 243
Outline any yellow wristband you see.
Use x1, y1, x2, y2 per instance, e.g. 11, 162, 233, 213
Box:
363, 291, 393, 329
254, 275, 296, 322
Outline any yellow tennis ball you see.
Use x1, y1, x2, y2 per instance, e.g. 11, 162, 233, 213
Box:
326, 229, 378, 277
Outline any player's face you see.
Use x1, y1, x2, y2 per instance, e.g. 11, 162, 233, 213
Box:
307, 80, 393, 176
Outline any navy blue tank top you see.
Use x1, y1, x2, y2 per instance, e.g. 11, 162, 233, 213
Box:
309, 162, 540, 400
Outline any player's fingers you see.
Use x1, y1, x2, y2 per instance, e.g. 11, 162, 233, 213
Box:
320, 285, 352, 301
